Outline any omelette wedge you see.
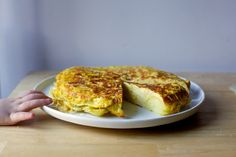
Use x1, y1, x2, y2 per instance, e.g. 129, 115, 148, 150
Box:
104, 66, 190, 115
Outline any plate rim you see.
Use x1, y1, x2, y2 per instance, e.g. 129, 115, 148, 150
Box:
34, 75, 205, 129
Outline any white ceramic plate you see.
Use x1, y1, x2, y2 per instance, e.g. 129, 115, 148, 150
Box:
35, 76, 205, 129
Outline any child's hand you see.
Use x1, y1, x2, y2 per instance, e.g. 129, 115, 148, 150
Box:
0, 90, 52, 125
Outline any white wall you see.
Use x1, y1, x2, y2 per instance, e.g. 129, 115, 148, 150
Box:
37, 0, 236, 71
1, 0, 236, 97
0, 0, 45, 97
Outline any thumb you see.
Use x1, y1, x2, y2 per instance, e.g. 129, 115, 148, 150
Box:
10, 112, 35, 124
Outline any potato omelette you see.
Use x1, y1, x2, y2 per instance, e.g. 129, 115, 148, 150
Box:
50, 66, 191, 116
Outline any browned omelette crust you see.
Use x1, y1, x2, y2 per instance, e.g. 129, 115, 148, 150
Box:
65, 67, 122, 101
103, 66, 190, 108
52, 66, 124, 116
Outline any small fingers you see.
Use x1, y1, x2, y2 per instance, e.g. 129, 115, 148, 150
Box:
20, 93, 49, 102
10, 112, 35, 124
17, 90, 44, 98
17, 98, 52, 111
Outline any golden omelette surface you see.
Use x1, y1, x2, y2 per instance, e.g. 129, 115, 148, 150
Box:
51, 66, 191, 116
103, 66, 190, 115
50, 67, 124, 117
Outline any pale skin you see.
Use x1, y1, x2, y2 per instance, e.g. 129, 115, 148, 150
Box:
0, 90, 52, 125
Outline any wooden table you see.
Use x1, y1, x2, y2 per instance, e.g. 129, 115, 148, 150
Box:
1, 72, 236, 157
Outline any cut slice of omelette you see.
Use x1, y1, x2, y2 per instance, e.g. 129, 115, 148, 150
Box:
50, 66, 124, 117
103, 66, 190, 115
51, 66, 190, 117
